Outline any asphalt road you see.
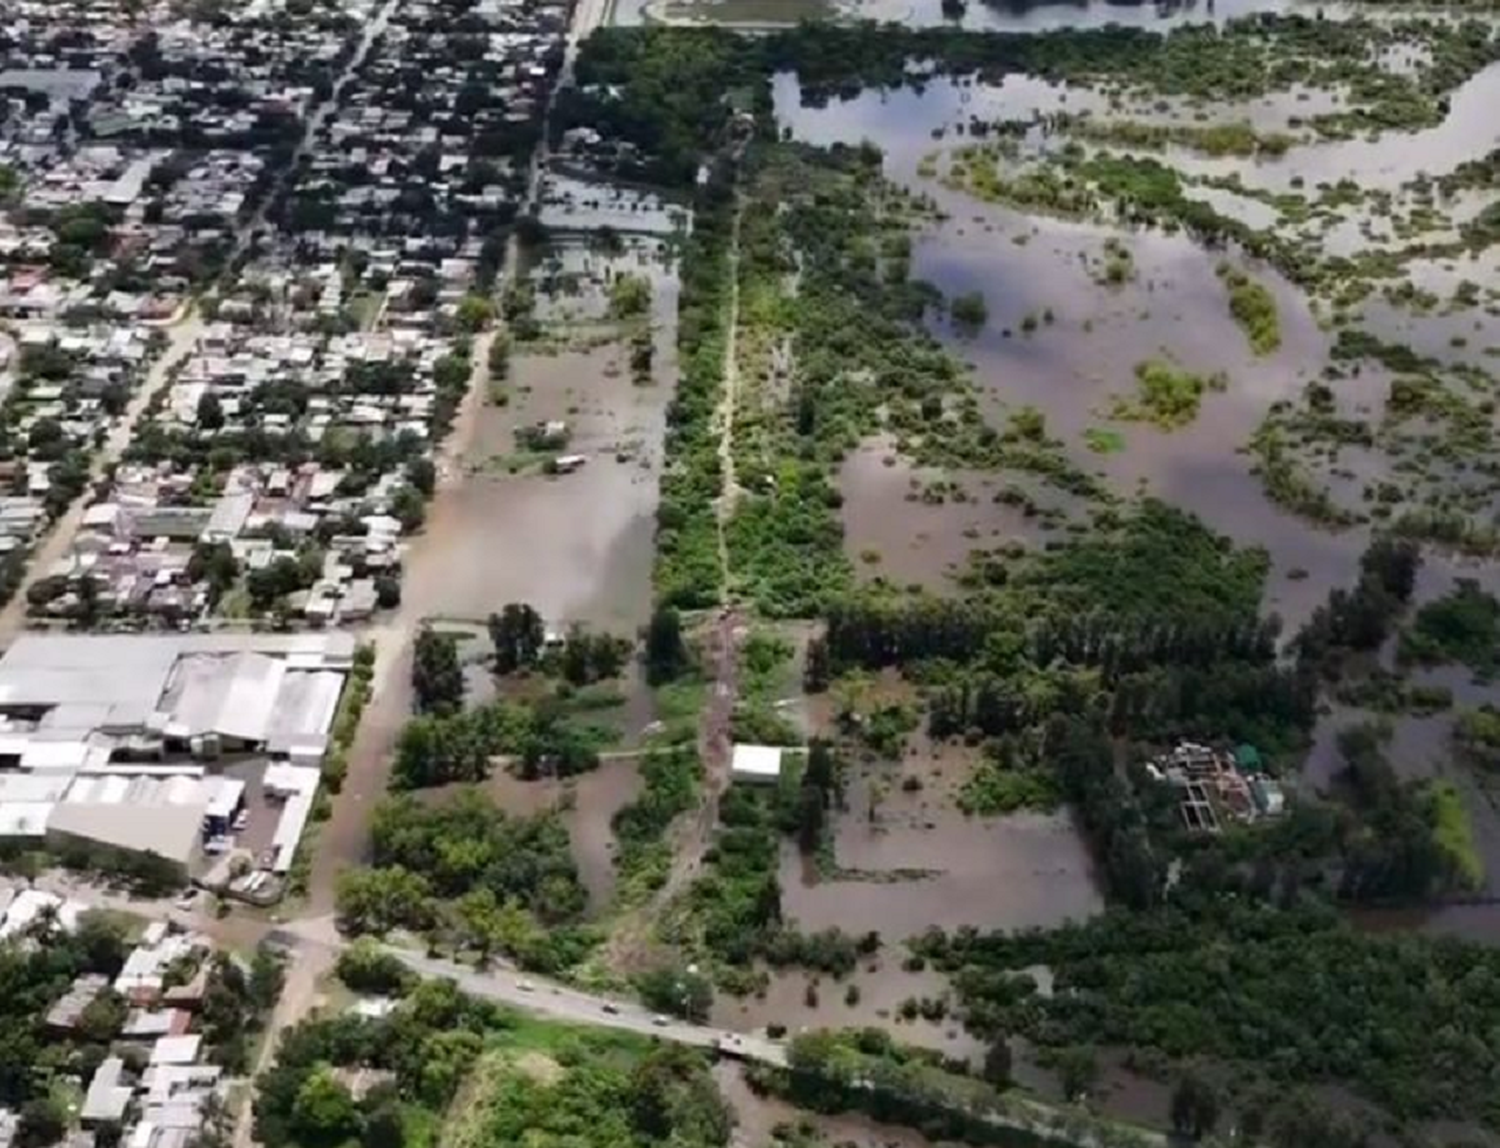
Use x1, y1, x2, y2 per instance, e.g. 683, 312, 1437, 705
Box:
390, 948, 789, 1066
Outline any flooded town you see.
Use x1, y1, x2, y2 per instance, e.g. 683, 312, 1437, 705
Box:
0, 0, 1498, 1147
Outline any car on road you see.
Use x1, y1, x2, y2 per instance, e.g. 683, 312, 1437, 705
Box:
651, 1014, 669, 1027
602, 1002, 620, 1015
518, 980, 535, 993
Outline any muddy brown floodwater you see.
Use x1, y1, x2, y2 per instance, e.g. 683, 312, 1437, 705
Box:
716, 677, 1101, 1057
838, 435, 1074, 593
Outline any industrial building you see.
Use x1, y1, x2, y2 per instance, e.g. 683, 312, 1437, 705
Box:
0, 633, 350, 887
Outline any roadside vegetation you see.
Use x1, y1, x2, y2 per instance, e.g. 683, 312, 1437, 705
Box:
256, 978, 731, 1148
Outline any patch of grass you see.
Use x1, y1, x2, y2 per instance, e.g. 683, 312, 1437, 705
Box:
1114, 359, 1227, 429
1083, 427, 1126, 454
957, 760, 1062, 815
1218, 262, 1282, 355
1431, 781, 1484, 889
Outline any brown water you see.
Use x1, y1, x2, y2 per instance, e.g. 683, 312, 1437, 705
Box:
713, 959, 982, 1059
422, 268, 678, 632
715, 1063, 946, 1148
837, 436, 1065, 592
781, 741, 1104, 937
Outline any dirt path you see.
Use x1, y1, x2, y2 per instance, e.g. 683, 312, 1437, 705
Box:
230, 946, 333, 1148
713, 198, 743, 599
603, 198, 747, 971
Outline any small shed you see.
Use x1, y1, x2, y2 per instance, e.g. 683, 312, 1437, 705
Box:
731, 744, 783, 786
1233, 744, 1264, 775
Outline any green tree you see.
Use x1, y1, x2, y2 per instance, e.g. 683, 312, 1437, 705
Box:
197, 391, 225, 431
644, 604, 689, 684
490, 603, 545, 674
291, 1064, 361, 1146
412, 628, 463, 716
982, 1038, 1013, 1088
1171, 1071, 1220, 1140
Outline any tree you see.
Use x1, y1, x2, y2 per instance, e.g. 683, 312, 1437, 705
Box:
412, 628, 463, 716
249, 947, 286, 1013
1055, 1047, 1098, 1101
361, 1105, 404, 1148
187, 542, 238, 603
456, 294, 495, 333
982, 1038, 1013, 1088
335, 938, 413, 995
197, 391, 225, 431
291, 1064, 361, 1146
391, 485, 425, 533
490, 603, 545, 674
643, 604, 689, 685
1171, 1072, 1221, 1140
374, 575, 401, 609
17, 1097, 67, 1148
637, 965, 713, 1023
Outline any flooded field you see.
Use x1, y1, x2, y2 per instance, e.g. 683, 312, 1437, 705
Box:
781, 745, 1103, 935
837, 436, 1064, 591
775, 65, 1500, 636
428, 248, 678, 633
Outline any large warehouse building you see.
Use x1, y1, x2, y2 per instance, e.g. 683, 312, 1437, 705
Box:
0, 633, 351, 886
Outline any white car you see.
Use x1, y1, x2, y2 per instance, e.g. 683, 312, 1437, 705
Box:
517, 980, 535, 993
651, 1014, 669, 1028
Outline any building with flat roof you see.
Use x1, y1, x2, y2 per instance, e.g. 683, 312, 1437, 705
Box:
0, 634, 347, 887
730, 744, 784, 785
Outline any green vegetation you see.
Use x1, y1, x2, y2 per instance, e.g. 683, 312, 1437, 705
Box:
957, 747, 1061, 815
917, 898, 1500, 1131
609, 273, 653, 320
1431, 780, 1484, 888
612, 743, 702, 904
1083, 427, 1125, 453
257, 980, 729, 1148
763, 1028, 1152, 1148
950, 290, 988, 329
1217, 263, 1281, 355
334, 790, 598, 973
1114, 360, 1227, 430
1401, 580, 1500, 677
1059, 114, 1296, 158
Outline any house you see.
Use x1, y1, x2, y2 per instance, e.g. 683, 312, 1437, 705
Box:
731, 744, 784, 786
